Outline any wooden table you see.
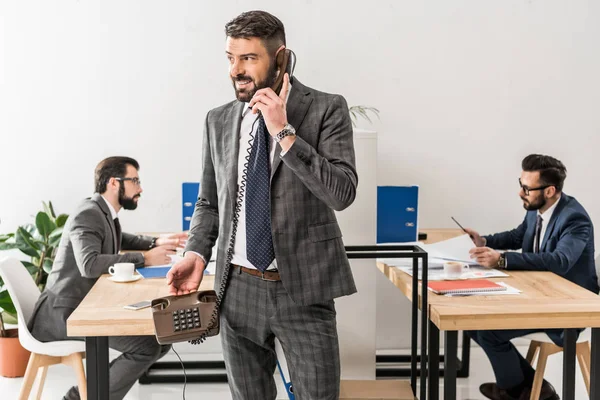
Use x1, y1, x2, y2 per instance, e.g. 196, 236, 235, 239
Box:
378, 262, 600, 400
67, 274, 214, 400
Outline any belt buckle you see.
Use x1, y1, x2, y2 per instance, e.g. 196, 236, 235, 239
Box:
260, 271, 277, 282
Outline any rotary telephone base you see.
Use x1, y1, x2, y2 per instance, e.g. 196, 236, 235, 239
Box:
151, 290, 219, 345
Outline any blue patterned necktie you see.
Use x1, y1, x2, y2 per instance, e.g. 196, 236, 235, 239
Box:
245, 115, 275, 271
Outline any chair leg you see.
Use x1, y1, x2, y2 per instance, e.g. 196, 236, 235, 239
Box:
18, 353, 41, 400
63, 352, 87, 400
530, 344, 553, 400
526, 341, 540, 364
576, 341, 591, 397
34, 366, 48, 400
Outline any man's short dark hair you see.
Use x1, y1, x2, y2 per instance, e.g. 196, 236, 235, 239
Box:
225, 10, 286, 56
94, 156, 139, 194
522, 154, 567, 192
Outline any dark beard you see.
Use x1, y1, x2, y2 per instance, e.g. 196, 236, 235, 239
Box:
232, 61, 278, 102
522, 196, 546, 211
118, 184, 139, 210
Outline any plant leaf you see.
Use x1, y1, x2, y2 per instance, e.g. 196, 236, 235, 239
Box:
0, 233, 14, 242
43, 201, 57, 221
36, 212, 56, 239
55, 214, 68, 228
0, 290, 17, 316
0, 242, 18, 251
16, 227, 41, 257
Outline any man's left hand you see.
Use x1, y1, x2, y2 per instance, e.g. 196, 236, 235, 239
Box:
249, 73, 291, 137
469, 247, 501, 268
156, 232, 188, 249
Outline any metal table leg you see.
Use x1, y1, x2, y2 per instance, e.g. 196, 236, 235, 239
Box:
562, 329, 577, 400
444, 331, 458, 400
86, 337, 109, 400
590, 328, 600, 400
428, 321, 440, 400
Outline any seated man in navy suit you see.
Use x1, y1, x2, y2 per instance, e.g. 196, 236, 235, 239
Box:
465, 154, 598, 400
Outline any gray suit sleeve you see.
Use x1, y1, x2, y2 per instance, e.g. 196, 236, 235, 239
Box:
185, 111, 219, 260
121, 232, 153, 251
70, 208, 145, 278
280, 95, 358, 211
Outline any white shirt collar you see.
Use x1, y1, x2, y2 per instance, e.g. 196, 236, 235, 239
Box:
538, 194, 561, 222
241, 83, 293, 118
101, 195, 119, 220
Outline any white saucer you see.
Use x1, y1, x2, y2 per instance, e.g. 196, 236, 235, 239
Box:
108, 274, 142, 283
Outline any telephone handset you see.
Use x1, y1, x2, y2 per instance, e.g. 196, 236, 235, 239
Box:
271, 48, 296, 95
151, 48, 297, 346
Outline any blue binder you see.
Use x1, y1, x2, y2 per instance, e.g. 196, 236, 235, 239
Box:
377, 186, 419, 243
182, 182, 200, 231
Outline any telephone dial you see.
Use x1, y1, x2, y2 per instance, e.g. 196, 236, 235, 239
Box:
151, 48, 296, 345
151, 290, 219, 345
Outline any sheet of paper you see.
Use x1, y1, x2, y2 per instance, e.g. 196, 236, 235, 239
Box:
421, 234, 478, 263
395, 264, 508, 281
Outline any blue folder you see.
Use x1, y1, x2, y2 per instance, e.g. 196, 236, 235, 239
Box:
377, 186, 419, 243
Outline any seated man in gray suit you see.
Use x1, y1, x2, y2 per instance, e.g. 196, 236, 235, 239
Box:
466, 154, 598, 400
28, 156, 186, 400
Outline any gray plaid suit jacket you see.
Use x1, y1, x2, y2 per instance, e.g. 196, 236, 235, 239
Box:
186, 78, 358, 305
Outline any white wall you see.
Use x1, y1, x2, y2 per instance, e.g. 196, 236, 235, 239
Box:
1, 0, 600, 352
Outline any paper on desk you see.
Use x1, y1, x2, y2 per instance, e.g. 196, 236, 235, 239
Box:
444, 282, 521, 297
421, 234, 478, 263
396, 264, 508, 281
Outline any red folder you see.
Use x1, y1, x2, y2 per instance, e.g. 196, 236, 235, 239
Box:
428, 279, 506, 295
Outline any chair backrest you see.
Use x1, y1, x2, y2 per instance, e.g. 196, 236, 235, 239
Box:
0, 258, 41, 342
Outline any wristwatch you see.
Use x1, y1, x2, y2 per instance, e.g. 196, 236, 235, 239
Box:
497, 253, 507, 269
275, 123, 296, 142
149, 237, 158, 249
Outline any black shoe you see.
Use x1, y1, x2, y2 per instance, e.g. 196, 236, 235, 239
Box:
539, 380, 560, 400
480, 382, 531, 400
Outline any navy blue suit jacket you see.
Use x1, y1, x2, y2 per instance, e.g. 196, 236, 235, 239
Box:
485, 194, 598, 293
484, 194, 598, 344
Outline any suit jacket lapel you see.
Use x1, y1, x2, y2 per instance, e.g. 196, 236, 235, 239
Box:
541, 195, 568, 252
271, 80, 312, 180
92, 193, 118, 253
224, 101, 244, 204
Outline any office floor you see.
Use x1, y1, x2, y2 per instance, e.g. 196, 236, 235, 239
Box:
0, 345, 589, 399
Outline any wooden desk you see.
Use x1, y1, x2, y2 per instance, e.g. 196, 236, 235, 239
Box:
378, 262, 600, 400
67, 274, 214, 400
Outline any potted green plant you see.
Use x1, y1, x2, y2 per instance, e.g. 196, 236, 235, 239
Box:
0, 201, 68, 377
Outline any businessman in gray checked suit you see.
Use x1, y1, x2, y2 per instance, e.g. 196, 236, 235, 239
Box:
167, 11, 358, 400
28, 156, 187, 400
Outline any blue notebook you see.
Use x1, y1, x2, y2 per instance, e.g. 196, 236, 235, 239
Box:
136, 267, 171, 279
136, 265, 212, 279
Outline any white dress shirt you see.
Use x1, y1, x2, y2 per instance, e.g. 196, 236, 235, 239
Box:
189, 86, 293, 270
537, 194, 561, 250
101, 195, 119, 220
230, 104, 280, 271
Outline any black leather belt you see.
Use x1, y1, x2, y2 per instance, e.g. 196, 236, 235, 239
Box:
233, 264, 281, 282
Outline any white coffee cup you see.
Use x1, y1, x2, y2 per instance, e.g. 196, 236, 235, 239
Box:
109, 263, 135, 280
443, 261, 470, 279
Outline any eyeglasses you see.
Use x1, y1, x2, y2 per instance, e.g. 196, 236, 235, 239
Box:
518, 178, 551, 196
115, 177, 142, 187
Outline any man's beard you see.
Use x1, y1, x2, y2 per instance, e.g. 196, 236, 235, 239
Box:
522, 195, 546, 211
232, 62, 278, 102
118, 185, 140, 210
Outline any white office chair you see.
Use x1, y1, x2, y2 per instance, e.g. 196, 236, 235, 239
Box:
521, 254, 600, 400
0, 258, 87, 400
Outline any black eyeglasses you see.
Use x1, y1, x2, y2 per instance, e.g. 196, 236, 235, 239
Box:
115, 177, 142, 186
518, 178, 551, 196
